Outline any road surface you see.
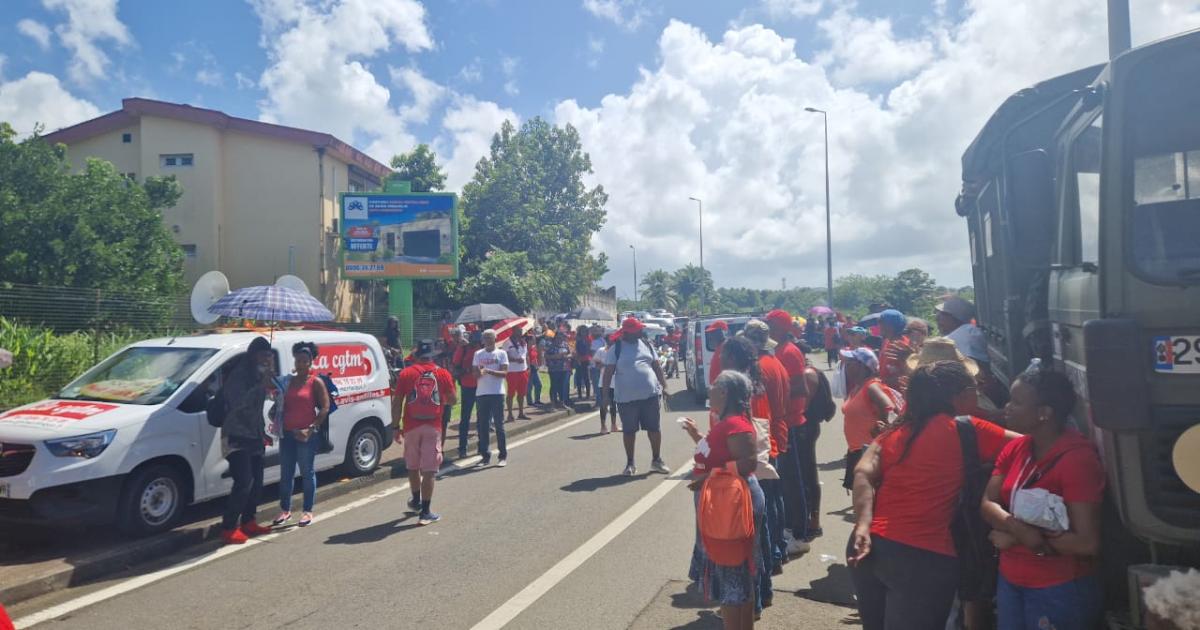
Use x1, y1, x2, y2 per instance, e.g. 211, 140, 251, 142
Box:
9, 373, 862, 629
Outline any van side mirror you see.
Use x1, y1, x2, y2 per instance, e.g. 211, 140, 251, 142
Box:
177, 385, 209, 414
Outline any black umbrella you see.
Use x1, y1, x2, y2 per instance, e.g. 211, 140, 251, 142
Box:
453, 303, 519, 324
567, 305, 614, 321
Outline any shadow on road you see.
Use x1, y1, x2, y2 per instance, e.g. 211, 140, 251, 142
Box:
560, 473, 651, 492
828, 505, 856, 524
819, 456, 847, 472
666, 612, 723, 629
569, 432, 608, 440
324, 516, 423, 545
794, 562, 858, 608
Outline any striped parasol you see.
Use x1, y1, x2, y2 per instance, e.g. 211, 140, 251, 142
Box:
492, 317, 535, 342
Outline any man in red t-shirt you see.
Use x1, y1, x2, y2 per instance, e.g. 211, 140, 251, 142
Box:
705, 320, 728, 386
451, 333, 481, 459
765, 309, 812, 550
392, 340, 457, 525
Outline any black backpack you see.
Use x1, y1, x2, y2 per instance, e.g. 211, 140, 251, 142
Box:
805, 369, 837, 423
205, 387, 227, 428
950, 416, 998, 603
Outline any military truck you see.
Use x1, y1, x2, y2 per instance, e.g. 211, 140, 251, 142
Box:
955, 26, 1200, 626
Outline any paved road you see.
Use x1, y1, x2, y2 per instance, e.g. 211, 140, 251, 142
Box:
9, 372, 862, 629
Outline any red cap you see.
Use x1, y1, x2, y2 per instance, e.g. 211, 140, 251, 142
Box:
704, 320, 729, 333
620, 317, 645, 335
609, 332, 622, 343
765, 309, 792, 328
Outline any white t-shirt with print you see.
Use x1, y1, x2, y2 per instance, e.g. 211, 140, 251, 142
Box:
504, 339, 529, 373
473, 347, 509, 396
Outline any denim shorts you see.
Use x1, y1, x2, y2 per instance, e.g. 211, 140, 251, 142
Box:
617, 395, 661, 433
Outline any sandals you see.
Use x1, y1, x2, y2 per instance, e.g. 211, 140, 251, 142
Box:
298, 512, 314, 527
271, 511, 292, 526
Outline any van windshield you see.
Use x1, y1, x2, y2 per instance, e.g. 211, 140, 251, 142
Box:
1127, 46, 1200, 284
57, 347, 218, 405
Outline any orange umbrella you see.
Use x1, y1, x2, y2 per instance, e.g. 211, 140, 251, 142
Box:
493, 317, 535, 342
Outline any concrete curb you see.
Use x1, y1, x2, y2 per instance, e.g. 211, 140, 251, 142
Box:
0, 405, 590, 608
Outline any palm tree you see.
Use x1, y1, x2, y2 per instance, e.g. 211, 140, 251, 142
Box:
640, 269, 677, 311
672, 264, 714, 312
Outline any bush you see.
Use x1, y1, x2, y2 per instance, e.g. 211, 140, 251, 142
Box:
0, 317, 142, 410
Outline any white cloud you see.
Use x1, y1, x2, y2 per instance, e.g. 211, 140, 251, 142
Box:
816, 8, 936, 84
560, 2, 1200, 292
0, 71, 100, 136
251, 0, 435, 161
587, 35, 606, 68
18, 19, 53, 50
435, 96, 519, 189
234, 71, 257, 90
762, 0, 823, 19
501, 56, 519, 96
42, 0, 132, 83
582, 0, 650, 31
389, 65, 448, 123
458, 57, 483, 83
195, 68, 223, 87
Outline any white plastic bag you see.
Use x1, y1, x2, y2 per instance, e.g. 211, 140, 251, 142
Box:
1012, 487, 1070, 532
830, 361, 847, 399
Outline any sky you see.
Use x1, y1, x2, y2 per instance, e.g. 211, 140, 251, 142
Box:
3, 0, 1200, 299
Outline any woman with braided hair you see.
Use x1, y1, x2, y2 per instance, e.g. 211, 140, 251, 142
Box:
847, 360, 1017, 630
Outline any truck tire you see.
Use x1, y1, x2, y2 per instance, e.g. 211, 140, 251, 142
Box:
343, 422, 383, 476
117, 464, 186, 537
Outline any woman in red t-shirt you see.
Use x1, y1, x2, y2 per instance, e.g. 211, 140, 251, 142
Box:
681, 370, 764, 628
982, 368, 1104, 630
848, 360, 1015, 630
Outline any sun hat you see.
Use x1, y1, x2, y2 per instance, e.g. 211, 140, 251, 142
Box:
741, 319, 778, 352
839, 347, 879, 373
935, 296, 976, 324
620, 317, 645, 335
906, 337, 979, 375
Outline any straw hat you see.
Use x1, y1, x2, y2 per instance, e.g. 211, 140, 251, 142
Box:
906, 336, 979, 375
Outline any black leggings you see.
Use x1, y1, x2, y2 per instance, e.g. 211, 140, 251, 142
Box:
222, 447, 264, 530
799, 421, 821, 520
850, 534, 959, 630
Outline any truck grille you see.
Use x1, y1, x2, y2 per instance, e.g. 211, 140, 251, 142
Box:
1142, 406, 1200, 528
0, 442, 35, 477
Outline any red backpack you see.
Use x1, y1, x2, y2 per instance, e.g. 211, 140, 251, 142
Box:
407, 367, 442, 421
697, 461, 756, 568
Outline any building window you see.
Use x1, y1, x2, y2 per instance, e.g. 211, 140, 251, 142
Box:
182, 244, 197, 258
122, 133, 132, 143
160, 153, 194, 168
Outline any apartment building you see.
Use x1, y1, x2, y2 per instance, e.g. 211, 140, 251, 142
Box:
43, 98, 393, 317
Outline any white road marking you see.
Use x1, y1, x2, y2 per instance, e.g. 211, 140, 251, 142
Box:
13, 411, 601, 629
468, 459, 694, 630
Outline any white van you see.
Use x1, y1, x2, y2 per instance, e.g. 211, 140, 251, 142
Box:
684, 316, 753, 401
0, 330, 392, 536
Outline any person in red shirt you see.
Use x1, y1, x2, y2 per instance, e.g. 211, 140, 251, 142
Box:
823, 319, 840, 368
392, 340, 457, 526
452, 332, 481, 459
848, 360, 1016, 630
765, 309, 811, 552
877, 309, 916, 395
983, 367, 1104, 630
705, 320, 728, 386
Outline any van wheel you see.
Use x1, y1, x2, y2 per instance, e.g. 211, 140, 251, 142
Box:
117, 464, 185, 537
344, 423, 383, 476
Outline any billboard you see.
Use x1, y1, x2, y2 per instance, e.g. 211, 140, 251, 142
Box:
340, 192, 458, 279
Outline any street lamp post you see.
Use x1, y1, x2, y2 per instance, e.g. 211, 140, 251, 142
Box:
688, 196, 704, 314
630, 244, 638, 304
805, 107, 834, 310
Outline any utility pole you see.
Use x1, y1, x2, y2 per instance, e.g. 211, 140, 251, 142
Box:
689, 196, 704, 314
804, 107, 834, 308
629, 244, 638, 304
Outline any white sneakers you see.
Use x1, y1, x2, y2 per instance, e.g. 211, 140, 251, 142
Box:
782, 529, 812, 556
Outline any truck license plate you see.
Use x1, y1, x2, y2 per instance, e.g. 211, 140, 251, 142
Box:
1153, 336, 1200, 373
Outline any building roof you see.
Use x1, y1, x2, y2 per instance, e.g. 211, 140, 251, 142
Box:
43, 97, 392, 179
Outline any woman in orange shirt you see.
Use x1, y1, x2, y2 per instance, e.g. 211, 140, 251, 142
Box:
838, 348, 896, 490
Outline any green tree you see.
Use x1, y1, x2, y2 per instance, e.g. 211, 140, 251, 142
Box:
456, 118, 608, 312
672, 264, 714, 313
0, 124, 184, 297
887, 268, 937, 316
640, 269, 677, 311
832, 274, 892, 318
389, 144, 446, 192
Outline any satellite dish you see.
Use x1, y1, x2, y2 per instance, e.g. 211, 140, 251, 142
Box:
190, 271, 230, 325
275, 274, 310, 296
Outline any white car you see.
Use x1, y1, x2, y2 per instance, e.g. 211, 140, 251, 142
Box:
0, 331, 393, 536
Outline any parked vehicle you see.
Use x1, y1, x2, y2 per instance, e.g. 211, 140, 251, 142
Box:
683, 315, 753, 401
0, 331, 393, 536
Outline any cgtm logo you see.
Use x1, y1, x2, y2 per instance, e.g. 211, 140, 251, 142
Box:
313, 344, 373, 377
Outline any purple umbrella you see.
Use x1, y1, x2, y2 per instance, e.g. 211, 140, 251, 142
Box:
810, 306, 834, 316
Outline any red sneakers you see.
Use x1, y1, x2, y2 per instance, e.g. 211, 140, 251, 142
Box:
241, 521, 273, 537
221, 528, 249, 545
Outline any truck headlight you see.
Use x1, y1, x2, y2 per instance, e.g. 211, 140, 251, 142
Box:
45, 430, 117, 458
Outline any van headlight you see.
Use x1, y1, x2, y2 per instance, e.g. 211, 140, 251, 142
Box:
45, 430, 117, 458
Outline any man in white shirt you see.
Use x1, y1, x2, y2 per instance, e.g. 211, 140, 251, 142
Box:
473, 329, 510, 466
503, 334, 530, 422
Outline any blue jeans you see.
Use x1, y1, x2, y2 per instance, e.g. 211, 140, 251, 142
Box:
549, 370, 571, 404
997, 574, 1102, 630
527, 365, 542, 402
278, 433, 317, 512
475, 394, 507, 460
760, 474, 785, 570
777, 430, 809, 540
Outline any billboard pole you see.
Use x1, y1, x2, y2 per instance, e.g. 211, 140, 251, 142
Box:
383, 180, 415, 347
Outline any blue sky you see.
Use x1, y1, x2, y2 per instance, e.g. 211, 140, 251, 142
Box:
2, 0, 1198, 296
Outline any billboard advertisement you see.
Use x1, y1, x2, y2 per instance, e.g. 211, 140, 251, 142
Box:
340, 192, 459, 280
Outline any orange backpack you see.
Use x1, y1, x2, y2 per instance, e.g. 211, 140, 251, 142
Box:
697, 461, 755, 567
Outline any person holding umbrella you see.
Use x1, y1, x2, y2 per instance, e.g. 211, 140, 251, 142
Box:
504, 330, 531, 421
